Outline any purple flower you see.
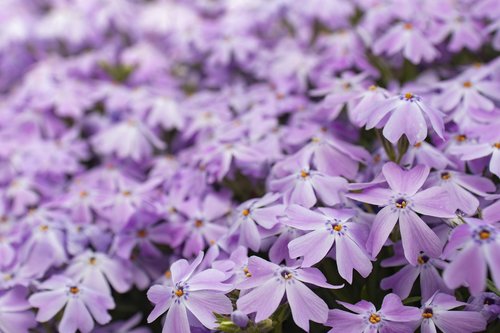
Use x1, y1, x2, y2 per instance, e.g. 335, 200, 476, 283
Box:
381, 242, 451, 301
172, 192, 230, 258
285, 205, 372, 283
65, 250, 133, 294
147, 252, 232, 333
365, 92, 445, 145
442, 218, 499, 295
236, 256, 342, 331
347, 162, 454, 264
92, 118, 165, 161
417, 293, 486, 333
270, 157, 347, 208
0, 286, 37, 333
449, 130, 500, 177
373, 22, 438, 64
229, 193, 284, 252
326, 293, 421, 333
426, 170, 495, 215
465, 292, 500, 322
29, 275, 115, 333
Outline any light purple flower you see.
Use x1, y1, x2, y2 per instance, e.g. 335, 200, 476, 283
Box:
270, 157, 347, 208
285, 205, 372, 283
92, 118, 165, 161
442, 218, 499, 295
381, 242, 451, 301
326, 293, 421, 333
65, 250, 133, 294
426, 170, 495, 215
229, 193, 284, 252
147, 252, 232, 333
465, 292, 500, 322
0, 286, 37, 333
418, 292, 486, 333
347, 162, 455, 264
365, 92, 445, 145
29, 275, 115, 333
373, 22, 438, 64
237, 256, 342, 331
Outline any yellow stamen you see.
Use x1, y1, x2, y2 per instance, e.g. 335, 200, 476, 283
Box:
455, 134, 467, 142
493, 143, 500, 149
333, 224, 342, 232
440, 172, 451, 180
403, 23, 413, 30
369, 85, 377, 91
137, 229, 148, 238
395, 199, 407, 209
243, 267, 252, 278
39, 225, 49, 232
122, 190, 132, 197
404, 92, 413, 100
69, 286, 80, 294
242, 209, 250, 216
300, 170, 309, 178
463, 81, 472, 88
414, 142, 422, 148
479, 230, 490, 240
369, 313, 381, 324
79, 191, 88, 198
175, 288, 184, 297
89, 257, 97, 265
165, 270, 172, 279
194, 219, 203, 228
422, 309, 433, 319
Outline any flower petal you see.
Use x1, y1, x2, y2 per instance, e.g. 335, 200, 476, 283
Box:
399, 211, 442, 265
286, 280, 329, 331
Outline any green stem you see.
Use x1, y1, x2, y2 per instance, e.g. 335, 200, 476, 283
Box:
375, 129, 396, 162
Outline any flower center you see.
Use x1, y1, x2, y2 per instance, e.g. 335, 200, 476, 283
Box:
300, 170, 309, 178
493, 143, 500, 149
79, 191, 88, 198
463, 81, 472, 88
243, 267, 252, 278
88, 257, 97, 265
137, 229, 148, 238
242, 209, 250, 216
175, 287, 184, 297
165, 270, 172, 279
332, 224, 342, 232
417, 254, 430, 265
479, 230, 490, 240
369, 85, 377, 91
484, 297, 494, 305
403, 23, 413, 30
281, 270, 293, 280
404, 92, 413, 100
422, 308, 433, 319
455, 134, 467, 142
395, 198, 407, 209
39, 225, 49, 232
194, 219, 203, 228
69, 286, 80, 295
369, 313, 381, 324
440, 172, 451, 180
122, 190, 132, 197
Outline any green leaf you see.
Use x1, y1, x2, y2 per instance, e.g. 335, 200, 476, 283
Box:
403, 296, 421, 305
487, 279, 500, 296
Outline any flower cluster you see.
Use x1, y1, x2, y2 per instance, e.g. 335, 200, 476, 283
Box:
0, 0, 499, 332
